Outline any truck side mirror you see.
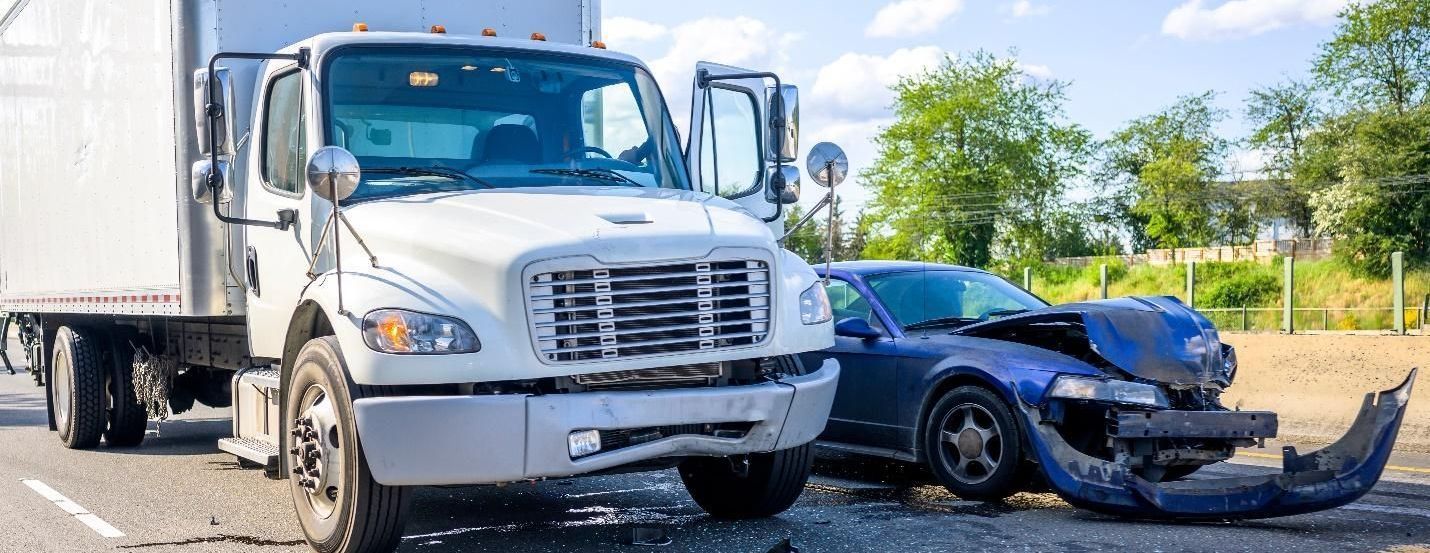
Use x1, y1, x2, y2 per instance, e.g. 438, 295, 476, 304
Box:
765, 165, 800, 204
765, 84, 798, 163
193, 68, 235, 156
834, 318, 882, 339
306, 146, 362, 202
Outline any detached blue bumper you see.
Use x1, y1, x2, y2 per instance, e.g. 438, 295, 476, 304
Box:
1019, 369, 1416, 520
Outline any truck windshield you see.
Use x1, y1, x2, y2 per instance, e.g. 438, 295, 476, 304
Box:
324, 47, 690, 202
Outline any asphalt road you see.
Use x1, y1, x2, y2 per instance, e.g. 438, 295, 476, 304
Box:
4, 365, 1430, 553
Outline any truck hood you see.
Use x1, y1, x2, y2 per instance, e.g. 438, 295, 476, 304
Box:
340, 186, 775, 265
954, 296, 1226, 386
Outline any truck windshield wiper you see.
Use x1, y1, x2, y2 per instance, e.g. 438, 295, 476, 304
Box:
366, 166, 493, 188
903, 316, 982, 331
530, 168, 640, 186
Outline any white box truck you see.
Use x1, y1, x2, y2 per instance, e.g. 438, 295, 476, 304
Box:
0, 1, 840, 550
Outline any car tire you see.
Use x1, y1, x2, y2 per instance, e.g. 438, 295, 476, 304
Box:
679, 443, 814, 519
286, 337, 410, 553
924, 386, 1023, 501
51, 326, 106, 450
103, 329, 148, 447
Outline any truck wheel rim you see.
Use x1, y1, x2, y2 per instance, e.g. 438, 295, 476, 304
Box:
53, 352, 71, 426
293, 383, 343, 523
938, 403, 1001, 486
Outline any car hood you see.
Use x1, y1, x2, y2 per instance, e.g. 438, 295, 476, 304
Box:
952, 296, 1225, 386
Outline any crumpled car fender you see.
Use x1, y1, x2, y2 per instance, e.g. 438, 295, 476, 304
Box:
1017, 369, 1416, 520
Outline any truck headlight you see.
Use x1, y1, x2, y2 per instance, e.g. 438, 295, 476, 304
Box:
1220, 343, 1238, 385
798, 282, 832, 325
1047, 376, 1169, 408
362, 309, 480, 354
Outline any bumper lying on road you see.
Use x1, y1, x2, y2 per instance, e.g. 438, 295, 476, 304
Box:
352, 359, 840, 486
1021, 369, 1416, 520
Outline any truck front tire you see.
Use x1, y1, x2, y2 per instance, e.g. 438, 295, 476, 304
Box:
286, 337, 410, 553
678, 443, 813, 519
51, 326, 106, 449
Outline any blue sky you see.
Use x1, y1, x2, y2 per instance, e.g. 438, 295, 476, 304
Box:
601, 0, 1349, 211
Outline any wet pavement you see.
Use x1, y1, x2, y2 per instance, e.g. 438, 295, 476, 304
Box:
3, 368, 1430, 552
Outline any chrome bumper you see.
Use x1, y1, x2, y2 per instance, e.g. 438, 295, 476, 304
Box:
352, 359, 840, 486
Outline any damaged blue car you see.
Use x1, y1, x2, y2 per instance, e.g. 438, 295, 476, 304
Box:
800, 260, 1416, 519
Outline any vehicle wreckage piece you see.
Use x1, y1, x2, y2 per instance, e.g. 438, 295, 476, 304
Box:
1020, 369, 1416, 520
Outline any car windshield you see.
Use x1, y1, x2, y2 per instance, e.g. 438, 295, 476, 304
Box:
865, 270, 1048, 331
324, 47, 690, 202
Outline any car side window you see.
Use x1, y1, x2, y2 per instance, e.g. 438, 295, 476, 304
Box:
263, 70, 306, 195
826, 279, 886, 334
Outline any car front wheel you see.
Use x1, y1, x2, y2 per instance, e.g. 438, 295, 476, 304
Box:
923, 386, 1024, 501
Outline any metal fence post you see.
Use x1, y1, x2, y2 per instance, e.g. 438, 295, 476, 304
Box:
1241, 305, 1248, 331
1422, 294, 1429, 335
1283, 257, 1295, 334
1392, 251, 1405, 334
1186, 261, 1196, 308
1323, 309, 1329, 331
1100, 264, 1109, 299
1023, 266, 1032, 292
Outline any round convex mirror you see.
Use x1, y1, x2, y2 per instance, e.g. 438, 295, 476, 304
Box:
306, 146, 361, 202
806, 142, 848, 188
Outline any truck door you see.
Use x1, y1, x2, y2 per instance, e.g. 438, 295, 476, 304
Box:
243, 63, 319, 358
686, 62, 782, 236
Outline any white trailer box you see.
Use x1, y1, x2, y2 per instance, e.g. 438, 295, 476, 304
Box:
0, 0, 599, 316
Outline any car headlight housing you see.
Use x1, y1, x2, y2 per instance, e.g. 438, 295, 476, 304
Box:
1219, 343, 1238, 385
798, 282, 832, 325
362, 309, 480, 354
1047, 376, 1169, 408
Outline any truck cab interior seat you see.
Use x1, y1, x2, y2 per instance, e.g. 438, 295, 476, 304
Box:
481, 124, 541, 164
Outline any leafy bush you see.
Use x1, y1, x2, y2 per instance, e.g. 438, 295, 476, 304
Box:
1200, 271, 1280, 308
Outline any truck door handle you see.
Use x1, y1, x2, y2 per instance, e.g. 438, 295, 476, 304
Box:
246, 246, 261, 297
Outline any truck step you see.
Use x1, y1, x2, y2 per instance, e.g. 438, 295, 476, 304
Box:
218, 436, 279, 468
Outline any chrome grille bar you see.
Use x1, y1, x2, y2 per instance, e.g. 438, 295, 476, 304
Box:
526, 258, 771, 363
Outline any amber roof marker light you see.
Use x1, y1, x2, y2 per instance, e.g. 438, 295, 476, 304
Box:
352, 22, 368, 32
482, 28, 497, 37
530, 32, 546, 41
590, 40, 606, 49
430, 25, 446, 34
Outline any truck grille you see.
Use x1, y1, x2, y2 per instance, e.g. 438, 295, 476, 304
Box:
527, 260, 771, 363
573, 362, 722, 388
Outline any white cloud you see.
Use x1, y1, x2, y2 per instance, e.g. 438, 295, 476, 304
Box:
811, 46, 946, 118
603, 16, 668, 45
1161, 0, 1348, 41
866, 0, 965, 38
1018, 62, 1054, 80
1010, 0, 1051, 18
645, 17, 802, 128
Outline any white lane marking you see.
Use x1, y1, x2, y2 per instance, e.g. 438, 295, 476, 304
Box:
20, 479, 125, 538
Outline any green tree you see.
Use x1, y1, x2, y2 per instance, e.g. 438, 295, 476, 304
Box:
1315, 0, 1430, 113
782, 204, 824, 262
860, 51, 1092, 268
1245, 79, 1321, 235
1097, 92, 1233, 250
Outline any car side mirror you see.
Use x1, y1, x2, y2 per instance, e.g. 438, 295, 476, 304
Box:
765, 84, 798, 163
834, 317, 881, 340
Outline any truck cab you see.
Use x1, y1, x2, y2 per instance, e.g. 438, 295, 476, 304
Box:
207, 28, 840, 552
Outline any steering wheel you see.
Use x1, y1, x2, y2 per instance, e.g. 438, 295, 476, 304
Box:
567, 146, 614, 160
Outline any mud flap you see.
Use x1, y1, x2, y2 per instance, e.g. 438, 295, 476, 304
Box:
1020, 369, 1417, 520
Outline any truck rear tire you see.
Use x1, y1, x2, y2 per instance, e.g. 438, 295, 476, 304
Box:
103, 329, 147, 447
678, 443, 813, 519
51, 326, 106, 449
286, 337, 410, 553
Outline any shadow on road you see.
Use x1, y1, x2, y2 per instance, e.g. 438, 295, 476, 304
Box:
0, 391, 48, 427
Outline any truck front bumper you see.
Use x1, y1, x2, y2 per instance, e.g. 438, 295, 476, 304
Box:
351, 359, 839, 486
